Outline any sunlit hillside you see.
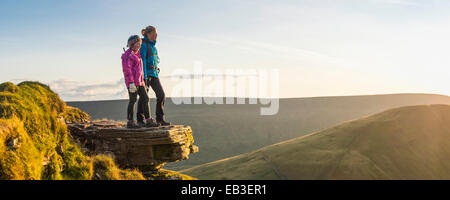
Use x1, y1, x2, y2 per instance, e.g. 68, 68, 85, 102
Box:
181, 105, 450, 180
68, 94, 450, 170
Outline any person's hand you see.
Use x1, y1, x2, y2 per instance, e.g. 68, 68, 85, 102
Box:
128, 83, 137, 93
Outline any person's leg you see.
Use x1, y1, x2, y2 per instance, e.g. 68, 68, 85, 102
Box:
127, 90, 138, 128
137, 85, 159, 127
136, 96, 146, 124
149, 77, 170, 125
137, 86, 150, 119
137, 79, 152, 124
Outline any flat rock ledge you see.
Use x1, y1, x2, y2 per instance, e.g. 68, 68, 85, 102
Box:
67, 120, 198, 174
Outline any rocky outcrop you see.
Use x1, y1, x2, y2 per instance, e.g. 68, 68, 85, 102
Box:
67, 120, 198, 177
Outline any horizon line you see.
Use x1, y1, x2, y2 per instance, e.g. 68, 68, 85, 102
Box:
65, 93, 450, 103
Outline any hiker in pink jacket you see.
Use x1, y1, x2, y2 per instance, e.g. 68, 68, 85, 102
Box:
122, 35, 159, 128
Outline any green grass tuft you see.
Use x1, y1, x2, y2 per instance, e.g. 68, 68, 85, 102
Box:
92, 155, 145, 180
147, 168, 197, 180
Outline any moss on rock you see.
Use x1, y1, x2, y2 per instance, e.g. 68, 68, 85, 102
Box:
0, 118, 42, 180
0, 81, 142, 180
63, 106, 90, 124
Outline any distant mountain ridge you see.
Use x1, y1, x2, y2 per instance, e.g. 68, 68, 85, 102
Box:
181, 104, 450, 180
67, 94, 450, 171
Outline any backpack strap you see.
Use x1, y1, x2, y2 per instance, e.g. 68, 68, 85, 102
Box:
123, 50, 132, 61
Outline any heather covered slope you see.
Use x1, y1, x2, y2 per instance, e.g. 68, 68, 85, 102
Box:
181, 104, 450, 180
0, 82, 144, 180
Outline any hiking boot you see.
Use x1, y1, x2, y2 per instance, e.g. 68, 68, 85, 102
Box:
137, 120, 146, 127
145, 118, 160, 127
126, 120, 141, 129
157, 118, 171, 126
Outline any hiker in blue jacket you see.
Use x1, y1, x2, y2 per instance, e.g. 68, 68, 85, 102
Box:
137, 25, 171, 126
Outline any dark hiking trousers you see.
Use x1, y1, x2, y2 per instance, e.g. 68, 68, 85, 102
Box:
137, 77, 166, 122
127, 86, 150, 121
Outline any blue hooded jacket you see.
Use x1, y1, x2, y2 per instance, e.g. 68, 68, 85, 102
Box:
140, 37, 160, 79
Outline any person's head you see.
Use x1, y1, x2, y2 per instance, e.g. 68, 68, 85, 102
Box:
142, 26, 157, 41
127, 35, 142, 52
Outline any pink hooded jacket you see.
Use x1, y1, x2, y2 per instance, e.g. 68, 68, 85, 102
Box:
122, 49, 145, 88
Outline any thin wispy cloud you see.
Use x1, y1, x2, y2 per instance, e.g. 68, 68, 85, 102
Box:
0, 36, 23, 44
373, 0, 422, 6
168, 35, 225, 46
161, 73, 259, 80
50, 79, 127, 101
174, 35, 349, 68
237, 40, 346, 66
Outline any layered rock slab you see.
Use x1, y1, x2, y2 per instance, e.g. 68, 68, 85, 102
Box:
67, 120, 198, 172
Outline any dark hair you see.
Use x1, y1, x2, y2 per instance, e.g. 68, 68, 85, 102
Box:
127, 35, 142, 47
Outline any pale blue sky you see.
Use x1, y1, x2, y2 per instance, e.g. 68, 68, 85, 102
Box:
0, 0, 449, 100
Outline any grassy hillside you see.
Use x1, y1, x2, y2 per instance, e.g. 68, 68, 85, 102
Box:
181, 104, 450, 180
67, 94, 450, 170
0, 81, 144, 180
